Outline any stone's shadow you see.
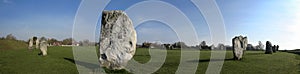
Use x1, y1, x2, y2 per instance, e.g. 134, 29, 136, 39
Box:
133, 55, 150, 56
246, 53, 264, 55
102, 68, 132, 74
64, 58, 132, 73
63, 58, 100, 69
188, 58, 235, 62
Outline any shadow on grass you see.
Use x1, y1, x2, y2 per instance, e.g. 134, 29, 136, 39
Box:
246, 53, 264, 55
188, 58, 235, 62
102, 68, 131, 74
133, 55, 150, 56
64, 58, 131, 74
63, 58, 99, 70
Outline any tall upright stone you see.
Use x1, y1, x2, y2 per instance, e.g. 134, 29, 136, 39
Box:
99, 10, 137, 70
39, 40, 48, 56
265, 41, 273, 54
272, 45, 277, 53
28, 38, 33, 50
232, 36, 248, 60
276, 45, 279, 51
35, 38, 40, 49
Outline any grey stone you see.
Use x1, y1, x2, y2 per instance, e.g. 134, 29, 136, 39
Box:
265, 41, 273, 54
163, 44, 173, 50
232, 36, 248, 60
272, 45, 277, 53
39, 40, 48, 56
276, 45, 279, 51
35, 38, 40, 49
28, 37, 33, 50
99, 10, 137, 70
217, 43, 225, 50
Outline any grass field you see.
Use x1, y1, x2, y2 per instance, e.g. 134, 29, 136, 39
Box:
0, 42, 299, 74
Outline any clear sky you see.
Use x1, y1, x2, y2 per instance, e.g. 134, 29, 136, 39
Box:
0, 0, 299, 50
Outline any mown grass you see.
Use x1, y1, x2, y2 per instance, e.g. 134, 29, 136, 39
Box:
0, 44, 299, 74
0, 40, 27, 50
0, 46, 77, 74
133, 48, 300, 74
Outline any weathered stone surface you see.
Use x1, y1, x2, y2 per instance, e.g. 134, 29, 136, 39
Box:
39, 40, 48, 56
35, 38, 40, 49
28, 38, 33, 50
265, 41, 273, 54
232, 36, 248, 60
99, 10, 137, 70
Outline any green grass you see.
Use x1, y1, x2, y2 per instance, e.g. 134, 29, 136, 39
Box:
0, 45, 299, 74
0, 40, 27, 50
0, 46, 77, 74
134, 48, 300, 74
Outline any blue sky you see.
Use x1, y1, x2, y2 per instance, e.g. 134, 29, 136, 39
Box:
0, 0, 299, 50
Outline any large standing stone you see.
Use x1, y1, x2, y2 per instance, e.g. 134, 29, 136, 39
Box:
28, 38, 33, 50
99, 10, 137, 70
39, 40, 48, 56
35, 38, 40, 49
265, 41, 273, 54
232, 36, 248, 60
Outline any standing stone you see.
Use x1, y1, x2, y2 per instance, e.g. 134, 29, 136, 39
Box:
28, 38, 33, 50
99, 10, 137, 70
265, 41, 273, 54
39, 40, 48, 56
35, 38, 40, 49
232, 36, 248, 60
272, 45, 277, 53
217, 44, 225, 50
276, 45, 279, 51
163, 44, 173, 50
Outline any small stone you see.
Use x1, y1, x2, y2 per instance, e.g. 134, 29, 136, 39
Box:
28, 37, 33, 50
272, 45, 277, 53
35, 38, 40, 49
265, 41, 273, 54
276, 45, 279, 51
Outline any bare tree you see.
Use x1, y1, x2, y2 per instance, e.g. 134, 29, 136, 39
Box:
256, 41, 264, 50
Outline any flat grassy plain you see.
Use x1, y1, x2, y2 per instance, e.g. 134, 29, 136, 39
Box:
0, 42, 299, 74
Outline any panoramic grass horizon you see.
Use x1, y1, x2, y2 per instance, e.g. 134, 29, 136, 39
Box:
0, 40, 299, 74
1, 0, 300, 74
